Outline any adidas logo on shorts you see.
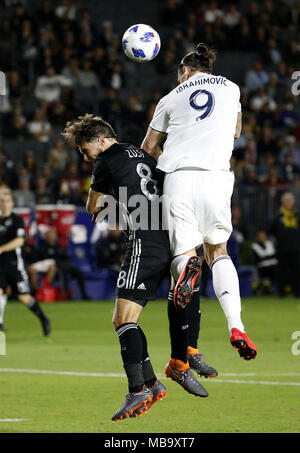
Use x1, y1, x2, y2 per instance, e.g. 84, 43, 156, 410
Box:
137, 283, 147, 290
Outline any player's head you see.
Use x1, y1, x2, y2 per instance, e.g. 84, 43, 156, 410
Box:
177, 43, 216, 84
62, 114, 117, 162
0, 188, 14, 215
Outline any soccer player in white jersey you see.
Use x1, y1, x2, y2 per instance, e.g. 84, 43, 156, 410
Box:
141, 43, 257, 381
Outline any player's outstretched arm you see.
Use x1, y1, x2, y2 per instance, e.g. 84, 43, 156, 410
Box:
141, 127, 165, 162
0, 237, 24, 254
234, 112, 242, 139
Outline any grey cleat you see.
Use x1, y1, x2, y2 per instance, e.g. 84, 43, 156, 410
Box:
188, 352, 218, 378
112, 386, 153, 421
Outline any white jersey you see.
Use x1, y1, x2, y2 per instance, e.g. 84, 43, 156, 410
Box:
149, 72, 241, 173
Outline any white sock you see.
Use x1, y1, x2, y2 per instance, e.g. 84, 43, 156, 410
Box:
0, 295, 7, 324
170, 255, 190, 281
211, 256, 245, 332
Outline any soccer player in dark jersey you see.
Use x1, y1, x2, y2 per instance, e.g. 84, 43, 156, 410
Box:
0, 188, 50, 335
62, 114, 211, 421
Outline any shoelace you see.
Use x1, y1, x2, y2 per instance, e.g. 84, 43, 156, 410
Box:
191, 353, 211, 369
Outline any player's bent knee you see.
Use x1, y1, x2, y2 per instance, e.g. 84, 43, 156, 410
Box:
204, 242, 228, 266
18, 293, 31, 305
112, 298, 143, 328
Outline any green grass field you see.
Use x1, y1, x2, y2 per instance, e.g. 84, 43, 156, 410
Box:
0, 296, 300, 433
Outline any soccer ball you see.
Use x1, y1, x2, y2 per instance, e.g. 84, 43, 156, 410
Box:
122, 24, 161, 63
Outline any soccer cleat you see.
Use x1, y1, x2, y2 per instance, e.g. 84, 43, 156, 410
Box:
111, 386, 153, 421
174, 256, 202, 308
41, 317, 51, 336
187, 347, 218, 378
165, 359, 208, 397
0, 323, 7, 331
230, 328, 257, 360
146, 380, 167, 409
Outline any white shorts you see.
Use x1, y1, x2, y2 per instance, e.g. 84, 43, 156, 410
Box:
163, 169, 234, 256
30, 259, 56, 273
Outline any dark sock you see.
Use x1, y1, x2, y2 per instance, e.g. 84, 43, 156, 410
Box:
167, 290, 189, 363
116, 322, 144, 393
187, 287, 201, 349
137, 325, 157, 388
28, 297, 47, 321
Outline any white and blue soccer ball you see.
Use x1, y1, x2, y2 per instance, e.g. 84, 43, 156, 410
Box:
122, 24, 161, 63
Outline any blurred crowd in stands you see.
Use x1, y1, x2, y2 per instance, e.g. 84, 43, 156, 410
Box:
0, 0, 299, 296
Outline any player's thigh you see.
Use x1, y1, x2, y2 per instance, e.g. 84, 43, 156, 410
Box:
116, 237, 170, 308
112, 297, 143, 327
163, 172, 203, 256
8, 268, 31, 298
201, 171, 234, 245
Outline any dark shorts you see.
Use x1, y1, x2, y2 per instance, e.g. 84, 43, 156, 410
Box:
116, 235, 171, 307
0, 263, 30, 295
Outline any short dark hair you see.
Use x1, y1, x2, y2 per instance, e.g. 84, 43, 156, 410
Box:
62, 113, 116, 147
178, 43, 217, 75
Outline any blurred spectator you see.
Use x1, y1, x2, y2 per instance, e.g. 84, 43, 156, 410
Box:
231, 204, 249, 242
7, 71, 24, 104
77, 59, 99, 90
27, 111, 52, 143
4, 113, 28, 140
36, 228, 91, 299
27, 245, 57, 292
251, 229, 278, 295
279, 136, 300, 168
48, 138, 69, 172
13, 177, 36, 208
204, 1, 224, 24
279, 153, 300, 183
34, 66, 72, 103
245, 61, 269, 92
35, 176, 54, 204
55, 0, 77, 21
269, 193, 300, 297
224, 4, 240, 28
98, 89, 122, 126
56, 178, 72, 204
256, 125, 277, 163
65, 162, 83, 204
95, 226, 125, 271
104, 61, 126, 90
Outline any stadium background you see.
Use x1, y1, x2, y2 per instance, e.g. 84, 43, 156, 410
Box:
0, 0, 300, 435
1, 0, 299, 300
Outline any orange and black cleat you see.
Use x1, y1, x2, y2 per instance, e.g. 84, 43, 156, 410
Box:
174, 256, 202, 309
165, 358, 208, 397
230, 328, 257, 360
146, 380, 167, 409
111, 386, 153, 421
